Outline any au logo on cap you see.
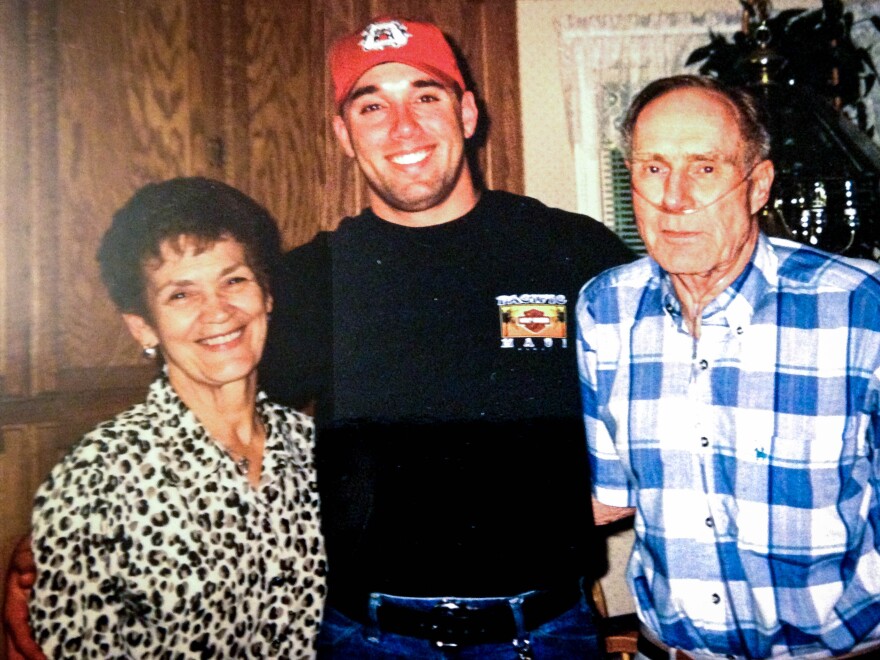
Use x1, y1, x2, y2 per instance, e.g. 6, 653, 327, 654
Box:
359, 20, 412, 52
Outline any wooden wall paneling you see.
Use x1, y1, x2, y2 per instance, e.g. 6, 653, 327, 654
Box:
0, 423, 69, 657
215, 0, 251, 189
242, 0, 324, 249
0, 0, 31, 399
186, 0, 230, 182
24, 1, 61, 398
118, 0, 194, 181
0, 423, 71, 539
0, 3, 57, 651
56, 0, 184, 385
307, 2, 335, 237
472, 0, 523, 194
323, 0, 369, 231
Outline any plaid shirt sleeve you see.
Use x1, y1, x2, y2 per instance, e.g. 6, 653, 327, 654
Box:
576, 268, 639, 508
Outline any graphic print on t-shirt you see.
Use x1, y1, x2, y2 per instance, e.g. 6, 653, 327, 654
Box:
496, 294, 567, 349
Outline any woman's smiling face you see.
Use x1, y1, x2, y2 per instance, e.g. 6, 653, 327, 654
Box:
123, 236, 272, 395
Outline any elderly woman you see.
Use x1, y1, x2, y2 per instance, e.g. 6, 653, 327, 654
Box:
28, 177, 326, 658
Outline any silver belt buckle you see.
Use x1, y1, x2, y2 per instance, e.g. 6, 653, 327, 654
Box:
430, 600, 464, 648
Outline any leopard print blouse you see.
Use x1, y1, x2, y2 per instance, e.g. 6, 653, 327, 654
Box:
29, 374, 326, 658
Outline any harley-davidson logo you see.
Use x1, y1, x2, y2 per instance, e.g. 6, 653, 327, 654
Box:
497, 299, 566, 342
517, 308, 551, 333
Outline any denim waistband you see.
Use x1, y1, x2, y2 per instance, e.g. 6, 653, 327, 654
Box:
331, 583, 585, 647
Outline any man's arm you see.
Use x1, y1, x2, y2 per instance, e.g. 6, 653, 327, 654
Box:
3, 535, 46, 660
592, 498, 636, 526
260, 234, 331, 410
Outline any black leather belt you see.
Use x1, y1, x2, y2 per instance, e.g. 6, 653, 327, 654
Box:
334, 586, 582, 646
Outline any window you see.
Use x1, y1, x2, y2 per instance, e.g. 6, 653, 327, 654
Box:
556, 11, 739, 246
602, 144, 644, 255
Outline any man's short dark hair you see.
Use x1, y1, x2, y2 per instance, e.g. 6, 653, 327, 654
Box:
97, 177, 281, 319
621, 74, 771, 166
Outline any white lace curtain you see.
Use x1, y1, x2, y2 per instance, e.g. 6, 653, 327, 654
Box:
556, 11, 740, 226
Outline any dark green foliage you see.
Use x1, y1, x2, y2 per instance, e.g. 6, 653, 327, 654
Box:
687, 0, 880, 135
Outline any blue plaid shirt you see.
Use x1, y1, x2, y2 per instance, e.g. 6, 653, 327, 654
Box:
577, 235, 880, 658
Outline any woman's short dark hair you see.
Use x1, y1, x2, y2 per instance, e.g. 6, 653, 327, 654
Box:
621, 74, 771, 167
97, 177, 282, 318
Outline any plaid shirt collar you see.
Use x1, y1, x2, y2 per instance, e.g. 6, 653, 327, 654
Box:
652, 233, 779, 336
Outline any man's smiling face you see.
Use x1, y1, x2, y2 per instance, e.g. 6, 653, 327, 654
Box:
333, 62, 478, 224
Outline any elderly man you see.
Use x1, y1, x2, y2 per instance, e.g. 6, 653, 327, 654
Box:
576, 74, 880, 659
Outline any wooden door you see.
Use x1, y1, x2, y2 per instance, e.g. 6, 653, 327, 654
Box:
0, 1, 521, 653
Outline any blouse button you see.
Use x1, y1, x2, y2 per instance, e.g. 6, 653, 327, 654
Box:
705, 517, 714, 528
700, 437, 709, 447
699, 359, 708, 370
736, 326, 744, 335
711, 593, 721, 604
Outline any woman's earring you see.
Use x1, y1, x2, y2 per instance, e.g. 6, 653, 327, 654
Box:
142, 345, 158, 360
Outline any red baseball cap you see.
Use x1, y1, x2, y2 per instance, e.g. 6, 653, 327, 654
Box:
329, 17, 466, 111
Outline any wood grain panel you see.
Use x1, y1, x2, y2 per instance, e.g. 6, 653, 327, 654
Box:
216, 0, 250, 188
57, 0, 191, 373
25, 1, 61, 396
474, 0, 523, 193
185, 0, 228, 180
0, 379, 150, 436
0, 424, 70, 655
323, 0, 368, 230
120, 1, 193, 179
0, 0, 31, 398
243, 0, 325, 248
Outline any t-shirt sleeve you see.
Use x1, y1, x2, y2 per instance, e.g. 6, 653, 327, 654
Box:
260, 235, 332, 411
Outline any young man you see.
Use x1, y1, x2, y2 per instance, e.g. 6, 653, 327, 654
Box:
261, 16, 634, 659
577, 74, 880, 659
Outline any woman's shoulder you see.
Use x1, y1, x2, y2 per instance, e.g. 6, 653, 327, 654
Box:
83, 399, 158, 453
37, 400, 157, 495
260, 398, 316, 459
260, 395, 313, 425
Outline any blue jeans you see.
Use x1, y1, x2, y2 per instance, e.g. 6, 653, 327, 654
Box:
316, 589, 601, 659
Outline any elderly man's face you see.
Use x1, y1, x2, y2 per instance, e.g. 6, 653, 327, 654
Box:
628, 88, 773, 281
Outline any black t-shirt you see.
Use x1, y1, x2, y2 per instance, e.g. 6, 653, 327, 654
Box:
260, 190, 634, 598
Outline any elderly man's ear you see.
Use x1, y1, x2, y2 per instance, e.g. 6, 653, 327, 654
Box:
749, 159, 775, 216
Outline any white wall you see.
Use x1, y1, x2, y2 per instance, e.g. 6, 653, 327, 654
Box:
517, 0, 804, 213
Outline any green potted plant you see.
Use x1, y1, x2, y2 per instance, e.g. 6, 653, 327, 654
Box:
687, 0, 880, 135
